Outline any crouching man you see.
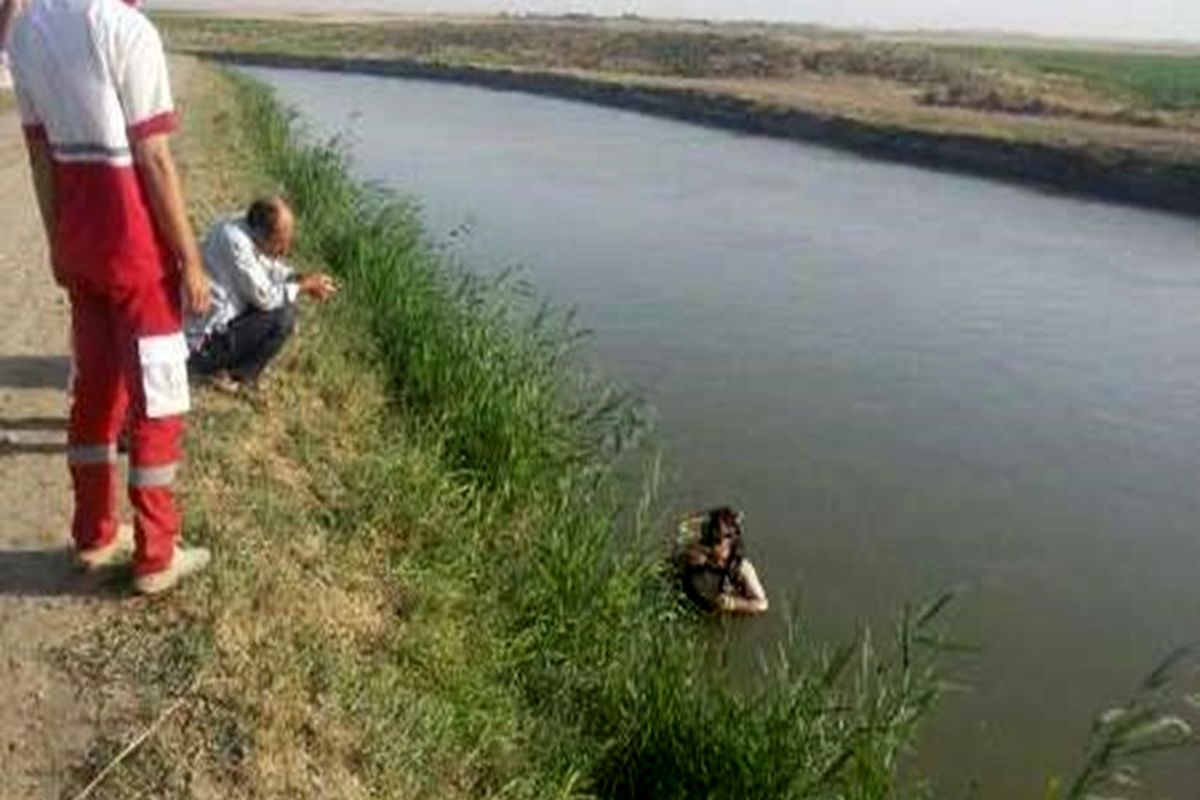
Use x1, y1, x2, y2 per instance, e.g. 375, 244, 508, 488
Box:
186, 196, 338, 393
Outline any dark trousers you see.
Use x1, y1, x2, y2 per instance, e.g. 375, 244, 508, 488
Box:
188, 304, 297, 384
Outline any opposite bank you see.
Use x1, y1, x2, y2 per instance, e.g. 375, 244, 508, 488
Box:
193, 50, 1200, 218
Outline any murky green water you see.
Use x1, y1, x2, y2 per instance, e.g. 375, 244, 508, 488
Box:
246, 66, 1200, 797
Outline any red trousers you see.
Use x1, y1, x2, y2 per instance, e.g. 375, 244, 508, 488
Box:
68, 278, 188, 577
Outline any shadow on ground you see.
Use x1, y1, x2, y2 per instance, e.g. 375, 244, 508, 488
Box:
0, 355, 69, 390
1, 416, 67, 431
0, 549, 129, 599
0, 415, 68, 457
0, 440, 66, 457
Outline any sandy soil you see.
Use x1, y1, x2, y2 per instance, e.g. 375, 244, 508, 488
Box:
0, 105, 104, 797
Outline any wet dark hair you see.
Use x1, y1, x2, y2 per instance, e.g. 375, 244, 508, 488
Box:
246, 196, 286, 240
699, 506, 742, 547
695, 506, 745, 572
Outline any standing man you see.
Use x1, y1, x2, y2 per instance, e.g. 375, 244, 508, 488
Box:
9, 0, 213, 594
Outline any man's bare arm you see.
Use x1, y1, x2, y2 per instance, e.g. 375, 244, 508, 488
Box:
131, 133, 210, 315
24, 137, 62, 285
0, 0, 23, 49
719, 561, 769, 616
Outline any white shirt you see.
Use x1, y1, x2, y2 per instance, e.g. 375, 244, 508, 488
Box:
185, 216, 300, 350
9, 0, 173, 165
9, 0, 181, 292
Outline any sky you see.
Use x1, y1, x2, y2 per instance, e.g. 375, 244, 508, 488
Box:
155, 0, 1200, 42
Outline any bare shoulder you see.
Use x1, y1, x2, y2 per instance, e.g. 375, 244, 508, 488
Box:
736, 559, 769, 610
738, 559, 761, 581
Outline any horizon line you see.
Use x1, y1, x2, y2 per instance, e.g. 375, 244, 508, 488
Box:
153, 4, 1200, 49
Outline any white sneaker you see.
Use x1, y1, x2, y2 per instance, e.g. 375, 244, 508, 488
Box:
74, 523, 135, 572
134, 545, 212, 595
0, 52, 11, 91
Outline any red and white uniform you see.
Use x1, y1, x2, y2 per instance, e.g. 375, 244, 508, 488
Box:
10, 0, 189, 576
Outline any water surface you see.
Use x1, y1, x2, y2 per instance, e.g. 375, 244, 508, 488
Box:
244, 66, 1200, 797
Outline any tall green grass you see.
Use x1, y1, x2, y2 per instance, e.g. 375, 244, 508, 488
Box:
228, 71, 953, 797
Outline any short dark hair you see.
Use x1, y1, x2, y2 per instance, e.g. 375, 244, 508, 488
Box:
700, 507, 741, 546
246, 196, 286, 240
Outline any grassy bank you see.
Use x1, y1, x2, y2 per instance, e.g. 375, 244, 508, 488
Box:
61, 59, 953, 799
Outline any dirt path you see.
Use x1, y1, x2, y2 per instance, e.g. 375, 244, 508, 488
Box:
0, 107, 104, 798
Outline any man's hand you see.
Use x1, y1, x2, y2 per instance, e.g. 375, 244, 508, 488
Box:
182, 261, 212, 315
299, 273, 338, 303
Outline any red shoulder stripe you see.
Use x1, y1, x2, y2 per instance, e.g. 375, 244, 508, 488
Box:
128, 111, 177, 141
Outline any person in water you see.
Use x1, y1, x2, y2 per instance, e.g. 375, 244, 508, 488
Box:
676, 507, 769, 615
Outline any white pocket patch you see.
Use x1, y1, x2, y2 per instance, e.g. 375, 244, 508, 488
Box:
138, 333, 191, 419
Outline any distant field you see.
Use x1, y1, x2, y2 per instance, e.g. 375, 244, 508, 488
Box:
156, 12, 1200, 172
157, 13, 1200, 121
942, 46, 1200, 110
156, 14, 944, 80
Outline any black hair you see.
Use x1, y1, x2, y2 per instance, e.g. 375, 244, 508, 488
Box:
246, 196, 285, 240
699, 506, 745, 572
699, 507, 741, 546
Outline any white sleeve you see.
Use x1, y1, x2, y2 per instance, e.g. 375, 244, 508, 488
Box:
114, 15, 176, 140
267, 259, 300, 304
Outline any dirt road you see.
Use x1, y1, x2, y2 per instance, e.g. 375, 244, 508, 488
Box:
0, 106, 101, 798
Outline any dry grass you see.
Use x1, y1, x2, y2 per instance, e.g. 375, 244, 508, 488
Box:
56, 60, 391, 800
64, 321, 406, 799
